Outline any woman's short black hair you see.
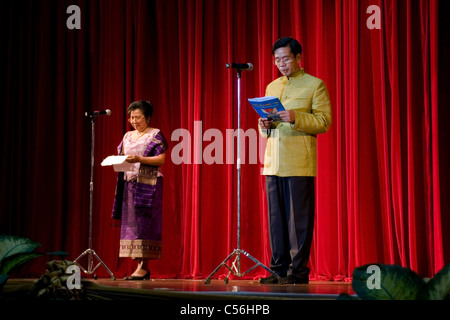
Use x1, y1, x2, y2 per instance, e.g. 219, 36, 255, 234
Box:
272, 37, 302, 56
127, 100, 153, 119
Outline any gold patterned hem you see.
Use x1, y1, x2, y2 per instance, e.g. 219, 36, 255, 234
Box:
119, 239, 162, 259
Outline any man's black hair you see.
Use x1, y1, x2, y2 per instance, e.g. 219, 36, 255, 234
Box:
272, 37, 302, 56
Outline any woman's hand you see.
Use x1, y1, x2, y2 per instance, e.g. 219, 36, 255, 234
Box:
126, 153, 166, 166
126, 155, 141, 163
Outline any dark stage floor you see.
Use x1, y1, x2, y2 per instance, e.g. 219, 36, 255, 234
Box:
2, 278, 356, 300
4, 279, 433, 318
94, 278, 355, 299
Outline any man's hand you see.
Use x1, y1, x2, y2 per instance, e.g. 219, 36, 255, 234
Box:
258, 118, 273, 129
277, 110, 296, 123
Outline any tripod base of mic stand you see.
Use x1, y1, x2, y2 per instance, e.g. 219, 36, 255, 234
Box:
74, 248, 116, 280
204, 249, 284, 284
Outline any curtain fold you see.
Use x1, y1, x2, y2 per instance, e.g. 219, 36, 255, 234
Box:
1, 0, 446, 280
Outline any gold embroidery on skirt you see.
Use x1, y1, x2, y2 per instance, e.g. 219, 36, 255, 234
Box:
119, 239, 162, 259
138, 166, 158, 185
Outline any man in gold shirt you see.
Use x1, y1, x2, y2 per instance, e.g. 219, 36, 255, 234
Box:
259, 37, 332, 284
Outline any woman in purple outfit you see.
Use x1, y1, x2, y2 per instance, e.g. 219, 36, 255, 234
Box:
112, 100, 168, 280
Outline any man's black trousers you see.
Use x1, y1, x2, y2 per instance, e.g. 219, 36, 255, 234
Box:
265, 175, 315, 278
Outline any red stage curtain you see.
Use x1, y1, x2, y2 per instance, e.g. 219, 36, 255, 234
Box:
1, 0, 448, 280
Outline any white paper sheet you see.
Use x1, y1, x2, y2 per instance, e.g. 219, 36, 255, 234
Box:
101, 155, 135, 172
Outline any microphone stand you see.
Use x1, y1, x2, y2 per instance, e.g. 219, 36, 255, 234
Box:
74, 113, 116, 280
204, 66, 283, 284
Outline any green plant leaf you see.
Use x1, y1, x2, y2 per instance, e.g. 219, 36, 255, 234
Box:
0, 274, 9, 290
352, 264, 426, 300
419, 263, 450, 300
0, 252, 42, 275
0, 234, 41, 264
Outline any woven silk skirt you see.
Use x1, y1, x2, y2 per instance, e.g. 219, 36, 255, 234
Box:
119, 178, 163, 259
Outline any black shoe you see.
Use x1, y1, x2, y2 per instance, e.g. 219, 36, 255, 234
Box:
124, 270, 150, 280
259, 275, 282, 284
283, 274, 309, 284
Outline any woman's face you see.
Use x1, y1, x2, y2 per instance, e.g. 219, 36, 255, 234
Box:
128, 108, 148, 131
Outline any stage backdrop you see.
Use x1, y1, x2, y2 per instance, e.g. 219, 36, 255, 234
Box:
1, 0, 449, 280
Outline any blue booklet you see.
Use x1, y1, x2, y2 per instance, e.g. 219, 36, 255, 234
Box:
248, 96, 285, 121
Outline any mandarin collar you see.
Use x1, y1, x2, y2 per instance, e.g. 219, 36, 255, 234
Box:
283, 68, 305, 82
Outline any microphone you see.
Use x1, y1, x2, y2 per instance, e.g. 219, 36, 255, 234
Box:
226, 63, 253, 71
85, 109, 111, 117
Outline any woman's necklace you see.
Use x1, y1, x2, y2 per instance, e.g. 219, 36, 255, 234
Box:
136, 127, 149, 138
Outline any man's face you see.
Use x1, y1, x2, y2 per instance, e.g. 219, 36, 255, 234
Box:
273, 46, 301, 77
